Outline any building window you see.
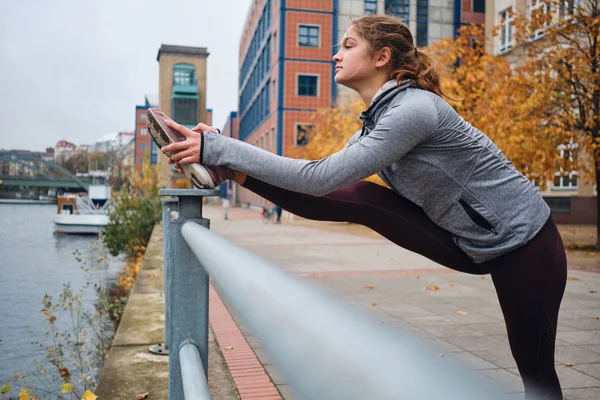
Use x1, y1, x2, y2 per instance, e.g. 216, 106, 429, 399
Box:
140, 114, 147, 121
297, 75, 318, 97
295, 124, 311, 146
273, 31, 277, 54
553, 172, 578, 189
172, 97, 198, 126
529, 0, 550, 40
173, 64, 195, 86
298, 25, 320, 47
558, 0, 580, 20
150, 141, 158, 164
499, 7, 514, 53
140, 143, 147, 151
140, 128, 148, 136
271, 127, 276, 148
415, 0, 428, 47
365, 0, 378, 14
544, 197, 571, 213
384, 1, 409, 24
473, 0, 485, 13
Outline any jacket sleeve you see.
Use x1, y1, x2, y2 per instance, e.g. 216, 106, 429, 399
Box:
201, 99, 438, 196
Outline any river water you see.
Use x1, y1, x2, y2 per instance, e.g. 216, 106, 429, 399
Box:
0, 203, 122, 383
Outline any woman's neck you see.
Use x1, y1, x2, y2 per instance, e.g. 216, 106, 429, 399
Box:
356, 76, 391, 106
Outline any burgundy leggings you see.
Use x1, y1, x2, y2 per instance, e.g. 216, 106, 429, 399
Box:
243, 177, 567, 399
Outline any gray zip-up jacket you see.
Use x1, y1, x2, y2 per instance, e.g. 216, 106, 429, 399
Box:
201, 80, 550, 263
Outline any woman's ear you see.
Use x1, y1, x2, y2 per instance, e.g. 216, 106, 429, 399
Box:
375, 47, 392, 69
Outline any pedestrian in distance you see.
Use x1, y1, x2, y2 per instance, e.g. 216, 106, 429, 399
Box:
159, 14, 566, 399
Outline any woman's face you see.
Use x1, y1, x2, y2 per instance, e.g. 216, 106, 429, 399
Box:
332, 26, 378, 89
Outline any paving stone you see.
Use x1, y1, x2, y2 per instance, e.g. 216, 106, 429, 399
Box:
556, 365, 600, 389
204, 205, 600, 399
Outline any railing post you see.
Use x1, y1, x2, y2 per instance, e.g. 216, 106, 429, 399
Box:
159, 188, 219, 400
162, 197, 178, 351
149, 197, 178, 356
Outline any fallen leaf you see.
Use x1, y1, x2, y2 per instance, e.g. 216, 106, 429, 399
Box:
12, 373, 22, 380
137, 393, 149, 399
595, 316, 600, 320
426, 285, 439, 292
456, 310, 468, 316
565, 362, 576, 367
589, 290, 597, 293
368, 302, 377, 306
567, 276, 579, 281
18, 388, 29, 400
401, 271, 408, 275
61, 383, 73, 393
58, 368, 70, 379
416, 276, 420, 279
81, 390, 97, 400
148, 273, 158, 278
223, 346, 235, 350
1, 383, 11, 395
363, 285, 375, 289
449, 283, 460, 287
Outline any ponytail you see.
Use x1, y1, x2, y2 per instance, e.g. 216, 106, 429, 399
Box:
351, 15, 447, 98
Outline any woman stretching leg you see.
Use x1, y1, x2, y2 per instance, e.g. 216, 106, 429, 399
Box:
241, 175, 567, 399
160, 14, 568, 398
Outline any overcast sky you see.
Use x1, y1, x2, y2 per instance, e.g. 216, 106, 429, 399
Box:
0, 0, 253, 152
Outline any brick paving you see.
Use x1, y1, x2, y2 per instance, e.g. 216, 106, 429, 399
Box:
205, 204, 600, 400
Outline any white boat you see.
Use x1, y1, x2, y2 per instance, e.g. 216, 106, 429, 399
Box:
53, 184, 111, 234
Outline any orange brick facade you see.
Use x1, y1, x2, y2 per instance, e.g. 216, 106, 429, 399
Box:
134, 106, 151, 173
234, 0, 338, 208
231, 0, 484, 208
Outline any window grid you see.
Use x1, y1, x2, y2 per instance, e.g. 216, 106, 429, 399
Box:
298, 25, 320, 47
384, 1, 409, 24
499, 7, 514, 53
365, 0, 378, 14
295, 124, 312, 147
297, 75, 318, 97
172, 97, 198, 126
472, 0, 485, 13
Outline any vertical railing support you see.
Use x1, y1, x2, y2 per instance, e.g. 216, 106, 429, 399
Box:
159, 188, 219, 400
162, 197, 178, 351
149, 197, 178, 356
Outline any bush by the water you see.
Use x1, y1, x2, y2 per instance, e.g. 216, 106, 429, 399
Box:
103, 159, 161, 260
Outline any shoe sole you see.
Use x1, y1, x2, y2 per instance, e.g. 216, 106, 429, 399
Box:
146, 108, 216, 188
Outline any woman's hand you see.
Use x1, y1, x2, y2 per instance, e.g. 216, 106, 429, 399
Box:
161, 120, 220, 165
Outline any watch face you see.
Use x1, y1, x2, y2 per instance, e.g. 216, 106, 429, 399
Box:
147, 108, 186, 147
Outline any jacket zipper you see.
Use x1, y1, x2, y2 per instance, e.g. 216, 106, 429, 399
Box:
458, 199, 499, 235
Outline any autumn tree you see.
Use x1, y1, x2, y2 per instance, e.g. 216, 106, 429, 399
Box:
510, 0, 600, 245
432, 24, 566, 185
287, 92, 388, 186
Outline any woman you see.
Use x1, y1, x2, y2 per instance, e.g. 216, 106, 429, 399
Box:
161, 15, 566, 399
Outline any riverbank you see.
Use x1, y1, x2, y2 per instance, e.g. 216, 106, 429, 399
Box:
95, 224, 238, 399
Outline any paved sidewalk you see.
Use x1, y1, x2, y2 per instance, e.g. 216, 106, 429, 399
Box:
205, 205, 600, 400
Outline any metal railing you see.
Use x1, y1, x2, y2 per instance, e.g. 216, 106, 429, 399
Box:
160, 189, 510, 400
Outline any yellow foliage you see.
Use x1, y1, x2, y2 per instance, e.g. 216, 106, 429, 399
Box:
288, 92, 389, 188
81, 390, 98, 400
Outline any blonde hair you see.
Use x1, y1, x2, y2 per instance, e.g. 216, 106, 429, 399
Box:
350, 14, 446, 98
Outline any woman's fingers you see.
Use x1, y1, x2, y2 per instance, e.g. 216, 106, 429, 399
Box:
162, 140, 189, 153
178, 155, 197, 165
170, 148, 198, 163
191, 122, 221, 134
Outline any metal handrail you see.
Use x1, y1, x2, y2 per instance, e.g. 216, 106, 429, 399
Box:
181, 221, 509, 400
161, 189, 510, 400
